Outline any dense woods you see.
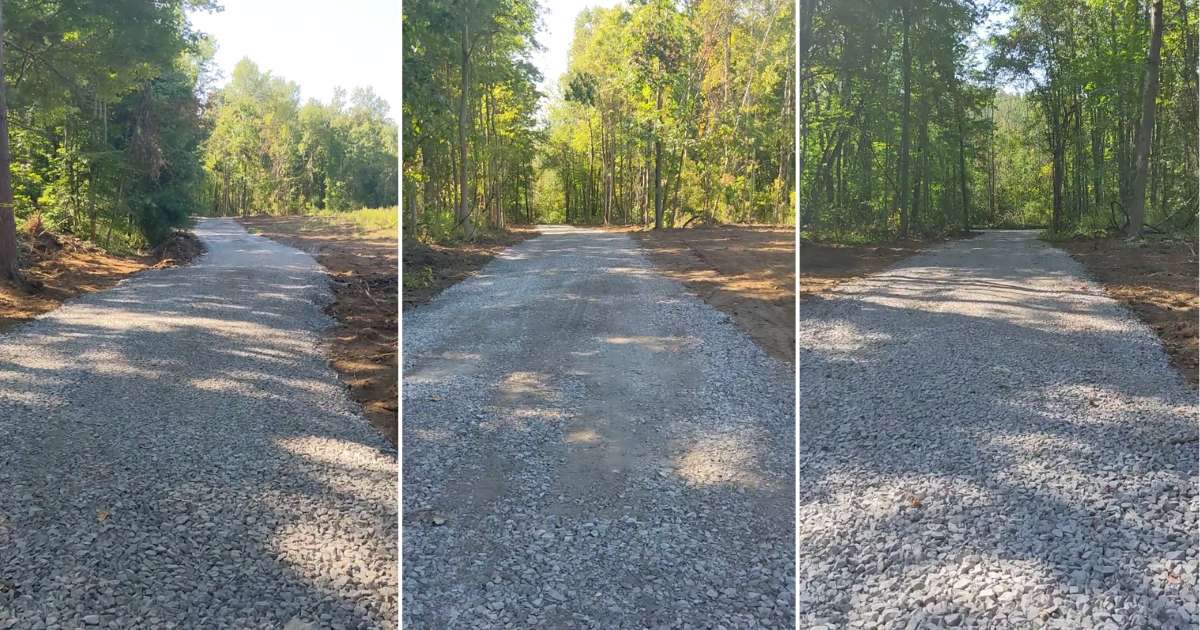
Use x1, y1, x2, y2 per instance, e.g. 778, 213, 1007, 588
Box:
0, 0, 397, 279
402, 0, 541, 238
0, 0, 212, 275
799, 0, 1198, 241
402, 0, 795, 239
202, 60, 398, 217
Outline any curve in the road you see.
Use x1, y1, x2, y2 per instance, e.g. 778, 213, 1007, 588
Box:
0, 217, 397, 629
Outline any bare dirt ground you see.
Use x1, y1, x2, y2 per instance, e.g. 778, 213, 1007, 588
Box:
1060, 237, 1198, 386
633, 225, 795, 362
239, 215, 398, 444
799, 238, 929, 297
402, 229, 535, 309
0, 230, 149, 331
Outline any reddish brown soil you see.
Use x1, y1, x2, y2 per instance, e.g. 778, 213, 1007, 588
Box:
1060, 237, 1198, 386
799, 239, 928, 297
0, 230, 149, 331
239, 215, 398, 444
402, 229, 535, 309
632, 225, 795, 363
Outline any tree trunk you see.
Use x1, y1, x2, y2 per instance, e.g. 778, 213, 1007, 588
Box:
457, 20, 476, 239
0, 0, 18, 284
1051, 133, 1065, 233
988, 105, 996, 220
897, 3, 912, 237
653, 86, 664, 229
1091, 107, 1104, 212
913, 82, 929, 232
957, 105, 970, 233
1127, 0, 1164, 237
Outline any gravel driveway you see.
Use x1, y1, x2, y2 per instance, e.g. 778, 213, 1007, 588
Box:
799, 230, 1198, 629
0, 218, 397, 629
403, 226, 794, 628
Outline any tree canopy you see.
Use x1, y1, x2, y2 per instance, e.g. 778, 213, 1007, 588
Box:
0, 1, 398, 257
402, 0, 795, 239
799, 0, 1197, 241
202, 60, 398, 217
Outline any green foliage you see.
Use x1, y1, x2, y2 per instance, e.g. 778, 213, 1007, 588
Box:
202, 61, 398, 217
543, 0, 795, 226
5, 3, 398, 250
403, 265, 436, 291
801, 0, 1198, 242
310, 206, 399, 232
6, 0, 214, 248
402, 0, 542, 237
403, 0, 794, 233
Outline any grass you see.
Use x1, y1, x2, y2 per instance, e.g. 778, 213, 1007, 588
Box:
310, 207, 398, 233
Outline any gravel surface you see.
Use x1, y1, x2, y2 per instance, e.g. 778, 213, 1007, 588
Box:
403, 226, 795, 628
799, 230, 1198, 629
0, 218, 397, 629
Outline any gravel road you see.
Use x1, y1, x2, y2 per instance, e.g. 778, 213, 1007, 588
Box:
403, 226, 795, 628
0, 218, 397, 629
799, 230, 1198, 629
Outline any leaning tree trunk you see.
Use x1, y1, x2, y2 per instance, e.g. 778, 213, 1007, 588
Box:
0, 1, 21, 284
1127, 0, 1164, 237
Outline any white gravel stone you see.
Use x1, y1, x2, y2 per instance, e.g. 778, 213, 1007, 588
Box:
799, 230, 1198, 629
0, 218, 397, 628
403, 226, 794, 628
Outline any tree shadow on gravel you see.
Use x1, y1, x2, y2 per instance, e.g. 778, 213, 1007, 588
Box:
798, 288, 1197, 627
0, 262, 396, 628
402, 229, 794, 628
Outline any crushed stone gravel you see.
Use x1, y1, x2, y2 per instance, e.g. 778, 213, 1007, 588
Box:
799, 230, 1198, 629
0, 218, 397, 629
402, 225, 795, 629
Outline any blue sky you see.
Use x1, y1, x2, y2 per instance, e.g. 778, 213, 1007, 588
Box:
187, 1, 400, 119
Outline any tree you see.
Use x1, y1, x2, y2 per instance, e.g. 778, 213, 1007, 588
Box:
1127, 0, 1165, 237
0, 0, 19, 283
802, 0, 1196, 242
203, 61, 397, 217
403, 0, 540, 238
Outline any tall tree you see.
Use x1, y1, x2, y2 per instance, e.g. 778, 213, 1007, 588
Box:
1127, 0, 1165, 237
0, 0, 18, 283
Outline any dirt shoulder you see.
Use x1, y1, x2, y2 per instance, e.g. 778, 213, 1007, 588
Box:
632, 225, 794, 363
1059, 237, 1198, 387
800, 239, 930, 297
0, 230, 150, 332
238, 215, 398, 444
402, 229, 535, 309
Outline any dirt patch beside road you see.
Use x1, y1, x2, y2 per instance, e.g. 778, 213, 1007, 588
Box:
1060, 237, 1198, 386
632, 225, 794, 362
402, 229, 535, 309
799, 239, 928, 297
0, 230, 149, 332
239, 214, 398, 444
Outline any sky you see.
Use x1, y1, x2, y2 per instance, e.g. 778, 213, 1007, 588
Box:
187, 0, 400, 119
532, 0, 624, 116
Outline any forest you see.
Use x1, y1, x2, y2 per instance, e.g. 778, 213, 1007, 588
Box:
799, 0, 1198, 241
402, 0, 794, 239
0, 0, 397, 282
